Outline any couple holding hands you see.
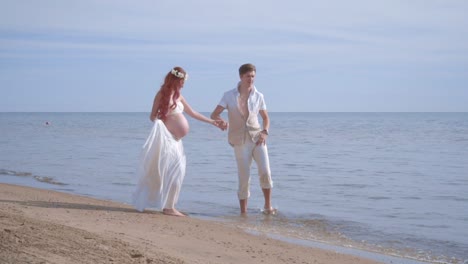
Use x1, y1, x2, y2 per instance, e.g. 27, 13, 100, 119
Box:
132, 63, 275, 217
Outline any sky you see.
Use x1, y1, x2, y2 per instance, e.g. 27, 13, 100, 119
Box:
1, 0, 467, 112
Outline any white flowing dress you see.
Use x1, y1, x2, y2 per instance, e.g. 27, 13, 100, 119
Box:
132, 119, 186, 211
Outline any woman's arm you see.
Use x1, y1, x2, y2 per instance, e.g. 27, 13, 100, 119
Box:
149, 92, 162, 121
180, 96, 217, 124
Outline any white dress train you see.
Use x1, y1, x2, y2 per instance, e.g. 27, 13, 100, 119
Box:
132, 120, 186, 212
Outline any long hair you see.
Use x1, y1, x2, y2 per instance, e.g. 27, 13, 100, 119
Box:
157, 66, 186, 120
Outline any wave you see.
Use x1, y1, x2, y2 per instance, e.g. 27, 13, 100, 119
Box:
221, 212, 467, 264
0, 169, 67, 186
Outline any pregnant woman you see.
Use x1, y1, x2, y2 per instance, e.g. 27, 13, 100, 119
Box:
133, 66, 225, 216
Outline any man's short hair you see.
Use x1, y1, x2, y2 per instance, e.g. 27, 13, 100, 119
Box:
239, 63, 256, 76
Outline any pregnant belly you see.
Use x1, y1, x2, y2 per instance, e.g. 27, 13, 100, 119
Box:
164, 114, 189, 139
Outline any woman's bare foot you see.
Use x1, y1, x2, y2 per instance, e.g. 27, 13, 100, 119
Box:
163, 208, 186, 217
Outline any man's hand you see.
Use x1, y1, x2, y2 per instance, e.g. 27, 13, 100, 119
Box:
213, 120, 228, 131
256, 131, 268, 145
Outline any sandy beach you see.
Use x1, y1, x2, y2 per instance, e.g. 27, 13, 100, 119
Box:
0, 183, 382, 264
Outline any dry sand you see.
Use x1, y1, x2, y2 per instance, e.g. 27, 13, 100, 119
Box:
0, 183, 382, 264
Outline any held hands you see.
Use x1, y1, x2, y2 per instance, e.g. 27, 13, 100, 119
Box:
212, 120, 228, 131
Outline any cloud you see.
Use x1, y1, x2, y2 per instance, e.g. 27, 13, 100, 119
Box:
1, 0, 467, 111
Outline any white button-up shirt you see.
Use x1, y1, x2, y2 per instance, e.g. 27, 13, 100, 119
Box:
218, 86, 267, 146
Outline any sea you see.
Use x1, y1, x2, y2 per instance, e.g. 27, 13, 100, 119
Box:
1, 112, 467, 264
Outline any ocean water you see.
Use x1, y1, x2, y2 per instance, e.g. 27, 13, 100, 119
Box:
1, 112, 467, 264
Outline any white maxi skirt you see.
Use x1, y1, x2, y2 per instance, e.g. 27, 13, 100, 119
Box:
132, 120, 186, 212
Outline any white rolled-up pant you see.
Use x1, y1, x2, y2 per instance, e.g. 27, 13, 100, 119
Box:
233, 136, 273, 200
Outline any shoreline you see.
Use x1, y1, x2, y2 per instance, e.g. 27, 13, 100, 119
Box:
0, 183, 384, 264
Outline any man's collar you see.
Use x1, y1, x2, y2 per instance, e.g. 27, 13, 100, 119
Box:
236, 83, 256, 95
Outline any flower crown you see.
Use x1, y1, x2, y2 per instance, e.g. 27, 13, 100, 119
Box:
171, 68, 188, 80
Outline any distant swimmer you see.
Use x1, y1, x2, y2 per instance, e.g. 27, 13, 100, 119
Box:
45, 121, 51, 126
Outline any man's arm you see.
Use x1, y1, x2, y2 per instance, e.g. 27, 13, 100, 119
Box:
257, 109, 270, 145
211, 105, 228, 130
259, 109, 270, 133
211, 105, 225, 120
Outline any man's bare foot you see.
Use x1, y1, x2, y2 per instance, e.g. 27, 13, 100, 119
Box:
262, 207, 277, 215
163, 208, 186, 217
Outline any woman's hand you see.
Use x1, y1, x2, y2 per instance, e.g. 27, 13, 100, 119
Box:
213, 120, 228, 131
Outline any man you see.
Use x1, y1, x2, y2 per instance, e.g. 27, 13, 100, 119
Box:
211, 63, 275, 215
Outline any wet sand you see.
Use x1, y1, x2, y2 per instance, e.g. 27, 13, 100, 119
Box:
0, 183, 382, 264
